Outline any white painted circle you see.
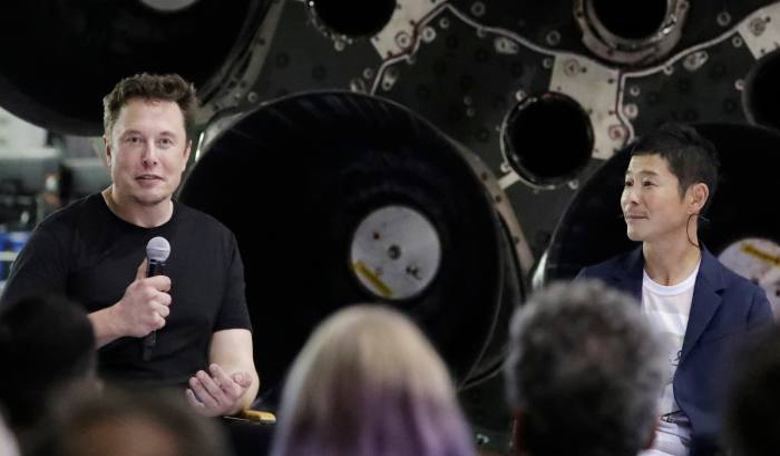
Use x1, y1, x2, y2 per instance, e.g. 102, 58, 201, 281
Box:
718, 238, 780, 317
349, 205, 441, 300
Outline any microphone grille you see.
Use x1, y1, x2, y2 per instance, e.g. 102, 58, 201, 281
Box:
146, 236, 171, 262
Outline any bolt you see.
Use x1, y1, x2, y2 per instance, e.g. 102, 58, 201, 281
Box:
717, 11, 731, 27
396, 31, 411, 49
388, 245, 401, 260
609, 124, 628, 139
749, 17, 767, 36
623, 103, 639, 119
471, 1, 485, 17
546, 30, 561, 46
563, 59, 580, 76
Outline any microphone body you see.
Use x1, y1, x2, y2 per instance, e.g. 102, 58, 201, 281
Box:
142, 236, 171, 361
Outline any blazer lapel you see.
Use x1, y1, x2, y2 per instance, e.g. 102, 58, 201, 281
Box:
679, 248, 725, 364
611, 246, 644, 303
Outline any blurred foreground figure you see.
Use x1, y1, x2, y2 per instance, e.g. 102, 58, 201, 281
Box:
505, 280, 666, 456
32, 386, 231, 456
271, 305, 477, 456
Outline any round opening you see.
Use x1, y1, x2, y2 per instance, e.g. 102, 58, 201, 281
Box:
744, 48, 780, 131
310, 0, 396, 38
589, 0, 669, 40
501, 92, 594, 187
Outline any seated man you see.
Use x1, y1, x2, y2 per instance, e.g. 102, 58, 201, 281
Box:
505, 280, 666, 456
0, 295, 98, 452
577, 123, 772, 455
0, 73, 258, 417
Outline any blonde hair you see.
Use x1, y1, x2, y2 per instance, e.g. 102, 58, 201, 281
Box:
272, 305, 476, 456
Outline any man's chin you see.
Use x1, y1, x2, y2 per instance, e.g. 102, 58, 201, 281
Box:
134, 194, 170, 207
626, 229, 645, 242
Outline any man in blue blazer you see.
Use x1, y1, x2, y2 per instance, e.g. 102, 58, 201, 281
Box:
577, 123, 772, 456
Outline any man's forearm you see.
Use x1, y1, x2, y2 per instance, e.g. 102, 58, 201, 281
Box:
88, 305, 124, 348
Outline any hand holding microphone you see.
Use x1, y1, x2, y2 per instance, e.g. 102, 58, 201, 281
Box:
110, 237, 172, 356
143, 236, 171, 360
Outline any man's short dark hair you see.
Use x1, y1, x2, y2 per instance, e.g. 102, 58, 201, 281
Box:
505, 280, 665, 456
724, 325, 780, 456
631, 123, 720, 214
0, 295, 96, 429
103, 73, 199, 139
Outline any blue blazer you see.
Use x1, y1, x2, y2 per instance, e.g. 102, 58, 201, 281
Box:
577, 246, 772, 447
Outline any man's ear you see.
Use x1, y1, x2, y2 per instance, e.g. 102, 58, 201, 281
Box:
103, 135, 112, 169
689, 182, 710, 215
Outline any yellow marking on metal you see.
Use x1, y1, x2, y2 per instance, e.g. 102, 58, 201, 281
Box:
353, 261, 393, 298
741, 243, 780, 267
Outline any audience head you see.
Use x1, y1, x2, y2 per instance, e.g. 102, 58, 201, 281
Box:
505, 280, 665, 456
32, 385, 231, 456
724, 324, 780, 456
271, 304, 476, 456
0, 294, 97, 434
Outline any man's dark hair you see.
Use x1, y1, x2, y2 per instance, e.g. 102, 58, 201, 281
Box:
724, 324, 780, 456
0, 295, 96, 429
505, 280, 665, 456
103, 73, 199, 139
631, 123, 720, 214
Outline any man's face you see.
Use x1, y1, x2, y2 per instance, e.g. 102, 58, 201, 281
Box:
105, 98, 191, 207
621, 153, 692, 243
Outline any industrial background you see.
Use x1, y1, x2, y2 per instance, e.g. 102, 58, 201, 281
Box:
2, 1, 780, 453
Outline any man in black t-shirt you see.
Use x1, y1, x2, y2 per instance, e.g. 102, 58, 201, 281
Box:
0, 73, 258, 417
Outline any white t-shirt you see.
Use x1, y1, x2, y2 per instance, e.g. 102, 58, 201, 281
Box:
639, 262, 700, 456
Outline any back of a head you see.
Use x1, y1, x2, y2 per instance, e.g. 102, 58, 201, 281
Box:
272, 304, 476, 456
0, 295, 96, 431
505, 280, 665, 456
724, 325, 780, 456
630, 122, 719, 214
32, 385, 230, 456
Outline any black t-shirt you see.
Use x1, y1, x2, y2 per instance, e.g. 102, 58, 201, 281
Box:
0, 193, 251, 387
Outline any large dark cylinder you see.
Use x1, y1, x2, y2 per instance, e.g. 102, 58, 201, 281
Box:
179, 92, 522, 397
0, 0, 269, 135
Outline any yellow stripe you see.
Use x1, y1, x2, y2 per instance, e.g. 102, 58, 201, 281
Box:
353, 261, 393, 298
741, 243, 780, 267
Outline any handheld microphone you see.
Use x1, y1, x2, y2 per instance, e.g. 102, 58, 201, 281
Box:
143, 236, 171, 361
